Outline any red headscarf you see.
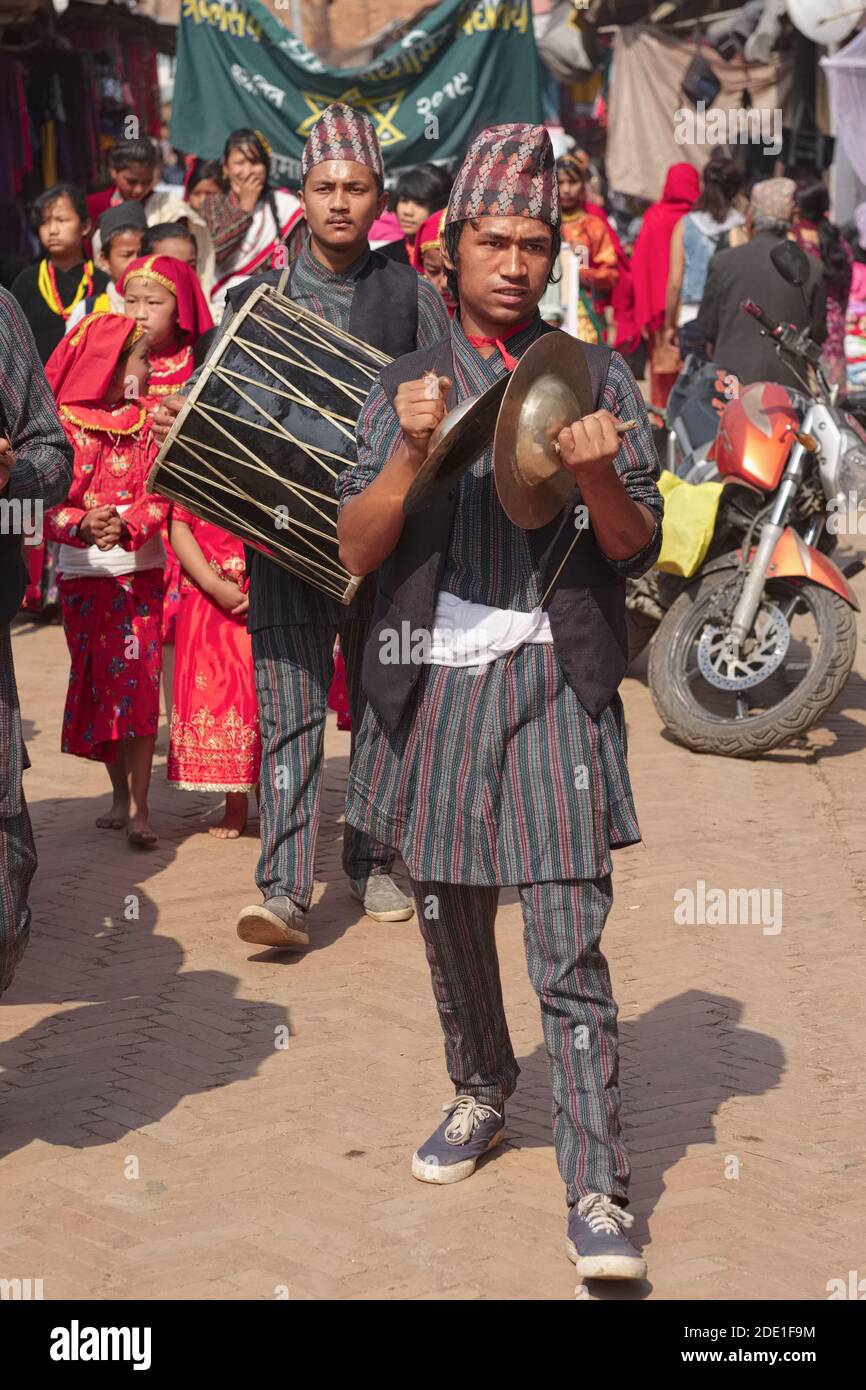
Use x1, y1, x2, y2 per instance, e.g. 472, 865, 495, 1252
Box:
629, 162, 701, 339
411, 207, 447, 272
45, 313, 144, 408
117, 254, 214, 346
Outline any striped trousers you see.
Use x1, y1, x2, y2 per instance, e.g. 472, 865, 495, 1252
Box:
411, 878, 630, 1205
251, 622, 394, 910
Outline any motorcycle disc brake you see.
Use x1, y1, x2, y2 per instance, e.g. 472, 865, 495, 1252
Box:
697, 603, 791, 691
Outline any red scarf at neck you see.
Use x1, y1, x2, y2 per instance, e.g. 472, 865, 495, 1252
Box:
464, 317, 534, 371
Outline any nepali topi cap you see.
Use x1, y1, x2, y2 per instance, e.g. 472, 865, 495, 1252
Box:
99, 201, 147, 241
445, 123, 560, 227
301, 102, 384, 184
750, 177, 796, 225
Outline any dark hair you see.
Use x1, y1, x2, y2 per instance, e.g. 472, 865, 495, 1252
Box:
442, 217, 561, 301
694, 154, 743, 223
109, 137, 160, 170
103, 223, 145, 255
187, 158, 225, 195
795, 179, 852, 292
144, 222, 197, 253
223, 128, 271, 170
31, 182, 88, 232
392, 163, 453, 215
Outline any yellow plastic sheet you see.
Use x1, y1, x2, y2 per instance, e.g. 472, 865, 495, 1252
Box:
655, 469, 724, 578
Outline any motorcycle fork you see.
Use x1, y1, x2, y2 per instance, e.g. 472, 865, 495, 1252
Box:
726, 439, 808, 647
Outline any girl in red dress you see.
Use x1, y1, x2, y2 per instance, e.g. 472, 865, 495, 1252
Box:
118, 254, 214, 708
166, 507, 260, 838
44, 313, 169, 848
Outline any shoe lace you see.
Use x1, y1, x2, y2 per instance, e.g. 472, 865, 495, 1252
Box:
577, 1193, 635, 1234
442, 1095, 501, 1145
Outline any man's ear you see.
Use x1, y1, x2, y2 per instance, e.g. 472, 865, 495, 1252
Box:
376, 189, 389, 220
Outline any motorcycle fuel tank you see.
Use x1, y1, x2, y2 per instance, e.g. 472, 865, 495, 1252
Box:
714, 382, 800, 490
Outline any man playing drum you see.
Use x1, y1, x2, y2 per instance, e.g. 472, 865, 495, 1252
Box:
154, 103, 451, 947
336, 125, 663, 1280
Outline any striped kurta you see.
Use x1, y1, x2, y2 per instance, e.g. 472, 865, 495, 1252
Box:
337, 316, 663, 886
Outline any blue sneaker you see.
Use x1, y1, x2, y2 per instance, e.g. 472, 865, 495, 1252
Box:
411, 1095, 505, 1184
566, 1194, 647, 1280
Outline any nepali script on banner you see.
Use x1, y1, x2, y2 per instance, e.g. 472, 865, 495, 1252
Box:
171, 0, 543, 183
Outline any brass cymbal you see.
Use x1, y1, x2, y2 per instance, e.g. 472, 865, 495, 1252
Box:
493, 331, 593, 529
403, 374, 508, 516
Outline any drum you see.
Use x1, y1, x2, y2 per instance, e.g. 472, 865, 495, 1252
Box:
148, 283, 391, 603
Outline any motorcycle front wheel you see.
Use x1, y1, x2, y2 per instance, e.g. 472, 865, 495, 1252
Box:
647, 570, 857, 757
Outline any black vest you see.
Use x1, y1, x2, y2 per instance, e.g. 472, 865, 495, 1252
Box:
0, 538, 28, 630
362, 332, 636, 732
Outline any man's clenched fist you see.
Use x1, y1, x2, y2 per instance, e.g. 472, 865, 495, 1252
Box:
152, 394, 185, 449
557, 410, 622, 481
394, 375, 451, 466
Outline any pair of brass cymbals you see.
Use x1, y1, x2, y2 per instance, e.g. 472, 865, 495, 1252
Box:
403, 331, 595, 529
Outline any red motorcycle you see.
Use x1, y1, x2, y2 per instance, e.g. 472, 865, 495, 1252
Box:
635, 242, 866, 757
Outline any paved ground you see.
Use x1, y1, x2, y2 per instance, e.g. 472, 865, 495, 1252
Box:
2, 576, 866, 1302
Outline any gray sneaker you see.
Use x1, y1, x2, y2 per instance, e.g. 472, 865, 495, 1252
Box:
349, 873, 414, 922
236, 895, 309, 950
566, 1193, 647, 1281
411, 1095, 505, 1184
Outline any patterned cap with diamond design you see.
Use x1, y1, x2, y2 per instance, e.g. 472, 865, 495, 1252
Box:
301, 102, 384, 183
445, 123, 559, 228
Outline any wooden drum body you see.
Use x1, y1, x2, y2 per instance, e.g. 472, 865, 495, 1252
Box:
147, 283, 391, 603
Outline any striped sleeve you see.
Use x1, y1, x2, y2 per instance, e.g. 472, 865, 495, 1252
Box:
0, 288, 73, 508
416, 277, 452, 348
338, 378, 402, 509
598, 350, 663, 578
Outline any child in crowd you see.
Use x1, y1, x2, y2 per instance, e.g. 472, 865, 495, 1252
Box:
411, 207, 455, 316
118, 253, 214, 700
66, 203, 147, 331
167, 506, 260, 838
44, 313, 168, 848
381, 163, 453, 265
86, 137, 162, 224
11, 184, 110, 362
143, 223, 198, 269
185, 159, 226, 212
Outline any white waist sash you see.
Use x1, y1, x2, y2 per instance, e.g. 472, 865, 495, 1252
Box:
58, 506, 165, 579
427, 590, 553, 667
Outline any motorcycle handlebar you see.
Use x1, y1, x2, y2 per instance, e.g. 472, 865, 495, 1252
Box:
741, 299, 779, 335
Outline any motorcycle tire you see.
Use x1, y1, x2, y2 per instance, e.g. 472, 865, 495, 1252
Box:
647, 570, 858, 757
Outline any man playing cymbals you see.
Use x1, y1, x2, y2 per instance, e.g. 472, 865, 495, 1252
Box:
337, 123, 663, 1282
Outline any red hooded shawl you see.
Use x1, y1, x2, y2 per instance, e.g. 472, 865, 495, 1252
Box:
117, 254, 213, 346
629, 163, 701, 339
45, 312, 143, 407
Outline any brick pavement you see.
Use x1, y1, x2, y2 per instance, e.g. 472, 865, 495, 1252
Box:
2, 586, 866, 1302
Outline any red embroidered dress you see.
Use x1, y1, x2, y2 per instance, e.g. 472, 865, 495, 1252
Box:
167, 505, 260, 791
44, 314, 169, 763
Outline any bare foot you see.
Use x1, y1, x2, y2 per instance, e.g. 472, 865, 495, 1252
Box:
127, 813, 158, 849
96, 800, 128, 830
209, 792, 248, 840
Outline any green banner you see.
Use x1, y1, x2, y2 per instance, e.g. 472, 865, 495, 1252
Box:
171, 0, 543, 183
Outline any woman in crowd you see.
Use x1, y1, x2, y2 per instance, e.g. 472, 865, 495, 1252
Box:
792, 179, 854, 388
664, 153, 745, 363
167, 505, 260, 840
44, 314, 168, 847
381, 164, 453, 265
554, 153, 620, 344
185, 158, 226, 212
199, 129, 303, 313
629, 162, 701, 406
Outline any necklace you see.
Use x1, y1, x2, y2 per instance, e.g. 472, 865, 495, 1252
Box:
38, 259, 94, 319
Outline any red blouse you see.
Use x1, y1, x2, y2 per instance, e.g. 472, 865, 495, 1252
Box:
45, 402, 169, 549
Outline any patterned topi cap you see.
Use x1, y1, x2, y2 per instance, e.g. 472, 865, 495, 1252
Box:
445, 123, 560, 227
750, 177, 797, 225
301, 102, 384, 183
